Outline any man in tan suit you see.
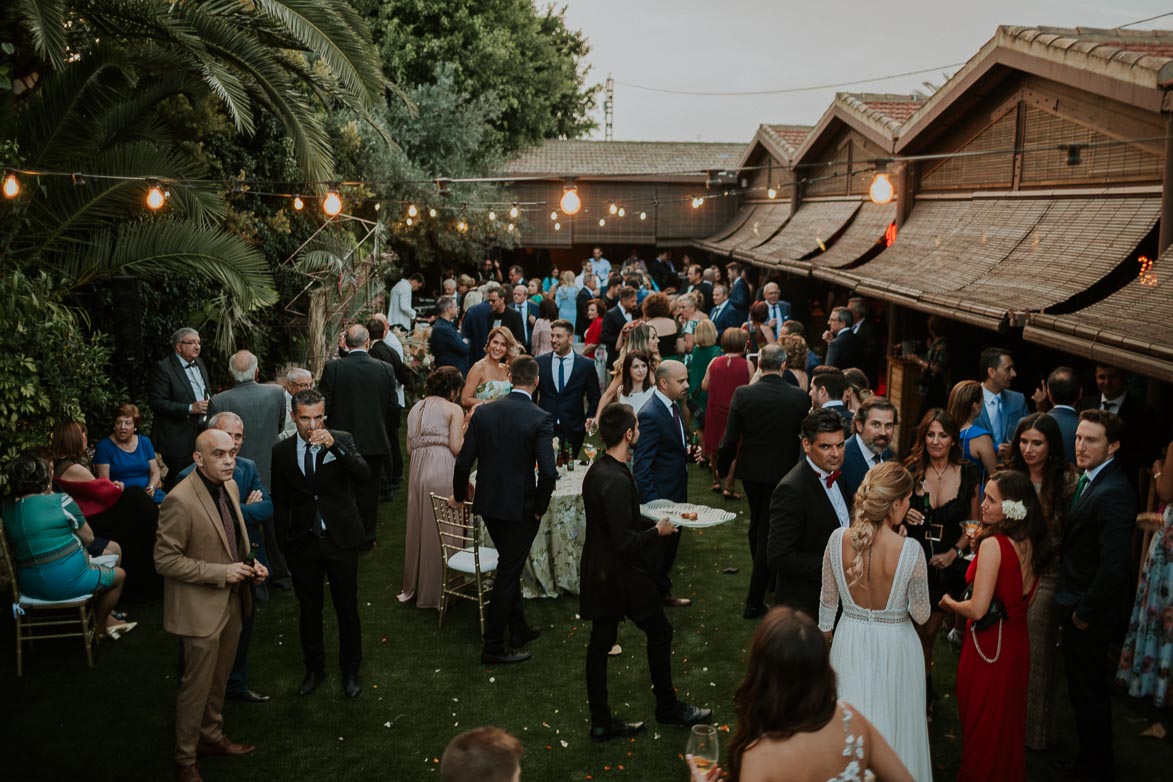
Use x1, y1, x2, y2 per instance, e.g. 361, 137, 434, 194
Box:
156, 429, 269, 782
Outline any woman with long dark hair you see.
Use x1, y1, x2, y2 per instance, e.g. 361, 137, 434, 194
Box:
689, 607, 912, 782
1004, 412, 1074, 749
901, 408, 979, 719
941, 470, 1052, 782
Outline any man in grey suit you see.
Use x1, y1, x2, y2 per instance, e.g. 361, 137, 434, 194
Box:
209, 350, 290, 587
1043, 366, 1081, 464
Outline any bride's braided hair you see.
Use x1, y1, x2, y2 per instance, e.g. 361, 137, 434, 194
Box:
846, 462, 913, 586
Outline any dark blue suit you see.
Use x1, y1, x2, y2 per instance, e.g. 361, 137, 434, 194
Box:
632, 394, 689, 597
839, 435, 891, 507
709, 300, 742, 335
728, 277, 750, 324
513, 301, 538, 352
1047, 405, 1079, 464
975, 387, 1029, 446
429, 316, 470, 375
535, 351, 601, 457
460, 301, 491, 364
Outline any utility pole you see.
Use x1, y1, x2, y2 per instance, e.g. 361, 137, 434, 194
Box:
604, 74, 614, 141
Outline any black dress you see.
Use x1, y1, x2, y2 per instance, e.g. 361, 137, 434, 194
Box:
906, 461, 980, 605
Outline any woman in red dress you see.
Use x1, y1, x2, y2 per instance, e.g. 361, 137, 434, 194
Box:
700, 327, 752, 499
939, 470, 1051, 782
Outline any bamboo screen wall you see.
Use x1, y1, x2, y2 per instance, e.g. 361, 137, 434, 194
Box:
1019, 105, 1161, 186
803, 130, 889, 197
920, 112, 1018, 191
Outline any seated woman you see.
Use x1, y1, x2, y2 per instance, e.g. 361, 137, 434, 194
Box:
93, 403, 165, 504
689, 607, 913, 782
460, 326, 519, 409
2, 451, 131, 637
51, 420, 160, 601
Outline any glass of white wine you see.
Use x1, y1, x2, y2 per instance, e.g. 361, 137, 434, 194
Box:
686, 724, 718, 775
583, 443, 598, 463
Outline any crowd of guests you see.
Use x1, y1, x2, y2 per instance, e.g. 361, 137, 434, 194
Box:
4, 248, 1172, 781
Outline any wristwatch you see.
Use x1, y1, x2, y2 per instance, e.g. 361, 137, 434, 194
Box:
952, 546, 964, 558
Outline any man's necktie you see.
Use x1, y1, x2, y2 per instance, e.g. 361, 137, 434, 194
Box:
671, 401, 684, 445
1101, 400, 1114, 411
1071, 473, 1089, 509
214, 488, 239, 561
557, 355, 566, 393
990, 397, 1002, 440
825, 470, 842, 489
517, 304, 528, 340
873, 453, 882, 466
304, 443, 315, 478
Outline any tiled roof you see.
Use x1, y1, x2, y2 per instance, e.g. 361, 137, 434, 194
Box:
502, 140, 748, 177
837, 93, 925, 132
761, 125, 813, 158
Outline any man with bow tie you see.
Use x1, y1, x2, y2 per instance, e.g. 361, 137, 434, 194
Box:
150, 327, 214, 489
767, 408, 849, 618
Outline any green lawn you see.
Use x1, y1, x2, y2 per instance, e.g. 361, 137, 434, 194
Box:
4, 445, 1171, 780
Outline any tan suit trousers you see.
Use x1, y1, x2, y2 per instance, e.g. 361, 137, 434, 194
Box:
174, 588, 243, 765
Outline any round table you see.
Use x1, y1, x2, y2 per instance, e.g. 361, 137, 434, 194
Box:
520, 465, 587, 598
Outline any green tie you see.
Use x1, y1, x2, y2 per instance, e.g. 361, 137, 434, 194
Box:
1071, 473, 1089, 509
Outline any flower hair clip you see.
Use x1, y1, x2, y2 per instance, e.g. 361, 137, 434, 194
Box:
1001, 500, 1027, 521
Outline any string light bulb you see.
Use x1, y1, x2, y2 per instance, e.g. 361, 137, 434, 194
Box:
767, 186, 777, 199
322, 187, 343, 216
691, 196, 704, 209
560, 183, 581, 215
639, 211, 647, 221
407, 204, 418, 218
507, 223, 515, 232
554, 222, 561, 231
2, 172, 19, 198
146, 182, 166, 210
488, 210, 496, 221
457, 219, 468, 233
292, 195, 304, 211
868, 167, 894, 205
550, 210, 559, 221
509, 204, 519, 219
429, 207, 437, 218
617, 207, 626, 218
406, 217, 413, 226
608, 201, 618, 215
598, 218, 606, 227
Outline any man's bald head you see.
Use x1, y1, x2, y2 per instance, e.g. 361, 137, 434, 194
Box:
345, 324, 370, 349
229, 350, 258, 383
193, 429, 236, 484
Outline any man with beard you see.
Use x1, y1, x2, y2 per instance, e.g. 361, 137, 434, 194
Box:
839, 396, 897, 505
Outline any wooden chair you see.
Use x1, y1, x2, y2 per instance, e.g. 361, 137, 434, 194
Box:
430, 493, 498, 637
0, 518, 97, 676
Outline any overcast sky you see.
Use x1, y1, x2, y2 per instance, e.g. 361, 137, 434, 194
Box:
558, 1, 1173, 143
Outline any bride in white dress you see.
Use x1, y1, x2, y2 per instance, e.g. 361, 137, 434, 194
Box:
819, 462, 933, 781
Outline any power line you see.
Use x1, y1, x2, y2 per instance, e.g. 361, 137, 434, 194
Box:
1118, 11, 1173, 28
612, 63, 965, 97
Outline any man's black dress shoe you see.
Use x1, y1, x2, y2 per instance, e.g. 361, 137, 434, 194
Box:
590, 719, 646, 743
511, 627, 542, 646
227, 689, 271, 703
343, 673, 362, 699
481, 649, 532, 665
656, 701, 713, 727
297, 670, 326, 696
742, 604, 767, 619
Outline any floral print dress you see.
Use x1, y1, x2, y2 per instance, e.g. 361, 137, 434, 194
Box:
1116, 505, 1173, 707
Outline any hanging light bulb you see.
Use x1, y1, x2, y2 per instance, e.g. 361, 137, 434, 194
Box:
322, 187, 343, 216
608, 201, 618, 215
868, 168, 894, 205
767, 186, 777, 199
598, 218, 606, 227
488, 210, 496, 221
509, 203, 519, 219
617, 207, 626, 218
691, 196, 704, 209
639, 211, 647, 221
507, 223, 515, 232
406, 217, 413, 226
429, 207, 438, 218
292, 195, 305, 211
560, 183, 582, 215
554, 222, 561, 231
550, 210, 559, 221
374, 202, 381, 211
71, 173, 86, 187
146, 182, 166, 210
2, 172, 20, 199
457, 219, 468, 233
407, 204, 418, 218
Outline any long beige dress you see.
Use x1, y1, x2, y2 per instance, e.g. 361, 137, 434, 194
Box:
400, 397, 456, 609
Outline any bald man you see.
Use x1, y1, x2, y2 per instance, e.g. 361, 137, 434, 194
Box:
156, 429, 268, 782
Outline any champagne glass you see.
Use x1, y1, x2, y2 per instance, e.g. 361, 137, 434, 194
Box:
686, 724, 718, 774
583, 443, 598, 463
961, 521, 981, 559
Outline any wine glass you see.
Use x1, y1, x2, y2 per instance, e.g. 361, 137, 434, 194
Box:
583, 443, 598, 463
961, 521, 981, 560
686, 724, 718, 774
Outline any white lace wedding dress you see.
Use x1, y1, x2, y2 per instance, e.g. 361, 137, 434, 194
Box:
819, 528, 933, 782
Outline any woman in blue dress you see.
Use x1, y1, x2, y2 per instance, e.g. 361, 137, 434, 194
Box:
947, 380, 998, 483
93, 403, 165, 503
553, 270, 580, 332
3, 451, 128, 635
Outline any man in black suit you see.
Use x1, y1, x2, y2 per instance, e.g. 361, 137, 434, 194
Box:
428, 296, 471, 375
1044, 366, 1081, 464
511, 284, 539, 353
648, 250, 678, 292
632, 360, 692, 607
271, 389, 371, 699
484, 286, 525, 349
536, 320, 601, 458
848, 297, 880, 383
839, 396, 896, 505
823, 306, 864, 371
149, 327, 213, 488
766, 409, 851, 617
809, 368, 853, 432
367, 317, 409, 496
581, 403, 711, 742
452, 356, 556, 665
717, 345, 810, 619
598, 285, 637, 364
460, 285, 495, 365
1079, 363, 1163, 489
319, 324, 398, 545
1055, 409, 1137, 782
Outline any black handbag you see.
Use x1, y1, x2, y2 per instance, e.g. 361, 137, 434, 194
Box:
962, 583, 1007, 633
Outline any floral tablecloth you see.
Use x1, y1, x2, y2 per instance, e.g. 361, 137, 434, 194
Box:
520, 466, 588, 598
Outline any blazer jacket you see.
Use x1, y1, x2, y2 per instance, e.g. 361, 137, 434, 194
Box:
1046, 406, 1079, 464
270, 430, 370, 550
632, 394, 689, 504
598, 304, 631, 363
154, 471, 253, 638
975, 387, 1029, 446
709, 300, 742, 335
579, 454, 663, 622
767, 460, 843, 617
369, 339, 411, 391
177, 456, 273, 527
512, 300, 538, 351
319, 350, 399, 456
486, 305, 525, 350
717, 374, 809, 486
461, 301, 491, 364
453, 391, 557, 523
839, 436, 892, 507
1056, 459, 1138, 633
1080, 393, 1164, 486
826, 328, 864, 372
535, 351, 602, 434
208, 379, 286, 490
148, 353, 212, 459
728, 277, 750, 323
429, 317, 471, 375
691, 281, 714, 313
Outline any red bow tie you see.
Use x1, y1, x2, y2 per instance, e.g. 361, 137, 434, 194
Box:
824, 470, 841, 488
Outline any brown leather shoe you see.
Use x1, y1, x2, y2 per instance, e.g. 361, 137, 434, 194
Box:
662, 595, 692, 608
175, 764, 204, 782
197, 736, 256, 757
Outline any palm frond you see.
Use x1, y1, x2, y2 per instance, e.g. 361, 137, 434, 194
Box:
15, 0, 67, 70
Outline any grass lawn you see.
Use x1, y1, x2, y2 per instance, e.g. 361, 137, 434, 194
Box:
4, 439, 1171, 780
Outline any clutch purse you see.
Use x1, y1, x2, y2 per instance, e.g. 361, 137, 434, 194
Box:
962, 584, 1007, 633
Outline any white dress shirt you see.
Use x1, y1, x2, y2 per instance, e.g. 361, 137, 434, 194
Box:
177, 352, 206, 404
807, 456, 851, 528
855, 434, 883, 466
653, 388, 686, 447
981, 384, 1002, 439
1098, 392, 1126, 412
552, 350, 574, 393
